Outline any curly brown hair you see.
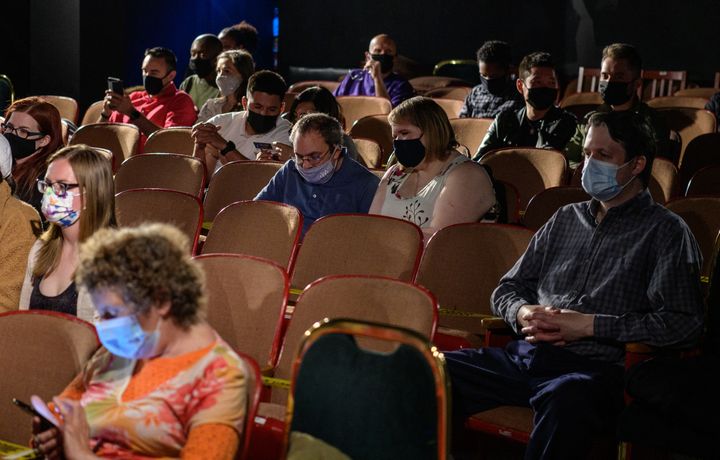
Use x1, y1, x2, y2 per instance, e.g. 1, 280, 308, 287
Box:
76, 223, 206, 328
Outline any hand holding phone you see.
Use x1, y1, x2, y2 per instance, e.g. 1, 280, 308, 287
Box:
12, 397, 60, 431
107, 77, 124, 95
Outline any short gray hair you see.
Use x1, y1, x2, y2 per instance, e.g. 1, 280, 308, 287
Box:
290, 113, 343, 147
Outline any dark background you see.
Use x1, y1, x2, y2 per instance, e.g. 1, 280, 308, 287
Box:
2, 0, 719, 116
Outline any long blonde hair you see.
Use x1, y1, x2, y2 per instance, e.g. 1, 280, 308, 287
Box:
33, 144, 115, 279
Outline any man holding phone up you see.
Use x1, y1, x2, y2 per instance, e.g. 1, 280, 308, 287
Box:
191, 70, 291, 178
100, 47, 196, 152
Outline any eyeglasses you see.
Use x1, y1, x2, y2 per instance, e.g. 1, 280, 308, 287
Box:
0, 122, 45, 140
37, 179, 80, 198
294, 147, 332, 166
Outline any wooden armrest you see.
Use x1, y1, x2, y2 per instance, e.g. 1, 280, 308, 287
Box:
438, 308, 493, 319
625, 343, 657, 354
481, 317, 510, 330
261, 376, 291, 389
261, 365, 275, 377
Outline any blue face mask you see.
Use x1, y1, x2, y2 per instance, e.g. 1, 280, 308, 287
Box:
96, 315, 160, 359
581, 156, 636, 202
296, 153, 338, 184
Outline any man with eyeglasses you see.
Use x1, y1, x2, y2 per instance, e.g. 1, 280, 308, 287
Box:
334, 34, 414, 108
99, 47, 196, 152
255, 113, 379, 235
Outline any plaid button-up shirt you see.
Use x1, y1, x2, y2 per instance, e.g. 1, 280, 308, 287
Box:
459, 82, 524, 119
492, 190, 705, 364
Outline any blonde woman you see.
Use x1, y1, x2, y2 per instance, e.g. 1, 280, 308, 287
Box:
369, 96, 496, 240
19, 144, 115, 321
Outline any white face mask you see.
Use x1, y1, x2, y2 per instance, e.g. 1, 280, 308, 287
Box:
96, 315, 160, 359
215, 74, 241, 97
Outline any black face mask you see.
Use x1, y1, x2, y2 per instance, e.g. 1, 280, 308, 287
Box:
599, 80, 633, 106
3, 133, 39, 160
143, 75, 166, 96
189, 58, 213, 78
481, 76, 507, 96
526, 87, 557, 110
371, 54, 394, 74
393, 138, 426, 168
247, 109, 278, 134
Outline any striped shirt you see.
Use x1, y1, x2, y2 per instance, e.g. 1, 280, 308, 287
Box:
492, 190, 704, 364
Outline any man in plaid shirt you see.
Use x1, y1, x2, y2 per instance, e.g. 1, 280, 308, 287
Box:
459, 40, 524, 119
447, 111, 704, 460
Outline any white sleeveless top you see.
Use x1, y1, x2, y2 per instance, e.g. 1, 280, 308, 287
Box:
380, 155, 471, 228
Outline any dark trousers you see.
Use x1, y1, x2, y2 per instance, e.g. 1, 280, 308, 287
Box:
445, 340, 624, 460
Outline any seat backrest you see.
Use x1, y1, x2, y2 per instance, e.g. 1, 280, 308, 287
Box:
274, 276, 437, 403
144, 127, 194, 155
70, 123, 140, 172
674, 88, 718, 99
115, 188, 203, 253
479, 148, 567, 210
425, 86, 473, 101
559, 91, 603, 119
114, 153, 206, 197
285, 318, 448, 460
351, 137, 383, 168
0, 74, 14, 113
656, 108, 717, 164
291, 214, 423, 289
641, 70, 687, 99
283, 92, 298, 114
523, 186, 590, 231
202, 201, 302, 270
236, 351, 262, 460
203, 161, 283, 221
80, 100, 105, 127
348, 114, 393, 164
666, 197, 720, 277
287, 80, 340, 94
647, 96, 709, 110
40, 95, 79, 124
194, 254, 287, 368
337, 96, 392, 133
409, 76, 469, 95
649, 157, 679, 204
0, 311, 98, 444
496, 180, 522, 224
416, 223, 533, 317
576, 67, 602, 92
450, 117, 494, 156
678, 132, 720, 189
433, 59, 480, 86
685, 165, 720, 197
432, 98, 464, 119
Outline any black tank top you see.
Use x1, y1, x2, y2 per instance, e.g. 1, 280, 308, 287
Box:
29, 277, 78, 316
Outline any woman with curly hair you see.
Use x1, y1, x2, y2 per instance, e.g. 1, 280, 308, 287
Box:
19, 144, 114, 320
30, 223, 248, 459
1, 97, 64, 213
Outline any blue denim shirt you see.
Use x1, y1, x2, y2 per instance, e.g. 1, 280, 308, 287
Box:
255, 153, 380, 236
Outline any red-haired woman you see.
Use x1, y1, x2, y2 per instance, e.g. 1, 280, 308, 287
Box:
1, 97, 64, 212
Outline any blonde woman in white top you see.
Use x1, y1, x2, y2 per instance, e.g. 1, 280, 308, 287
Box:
369, 96, 496, 240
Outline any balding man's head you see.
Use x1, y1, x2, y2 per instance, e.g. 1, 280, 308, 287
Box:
368, 34, 397, 56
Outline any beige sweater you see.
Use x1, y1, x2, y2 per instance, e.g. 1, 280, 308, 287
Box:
0, 181, 41, 311
19, 240, 96, 323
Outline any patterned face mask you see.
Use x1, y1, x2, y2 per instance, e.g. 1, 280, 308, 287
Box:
41, 187, 80, 227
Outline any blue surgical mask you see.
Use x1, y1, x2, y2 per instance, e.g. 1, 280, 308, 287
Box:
96, 315, 160, 359
296, 156, 337, 184
581, 156, 636, 202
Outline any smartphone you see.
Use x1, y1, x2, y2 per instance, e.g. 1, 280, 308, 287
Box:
12, 398, 55, 431
107, 77, 124, 95
253, 142, 273, 150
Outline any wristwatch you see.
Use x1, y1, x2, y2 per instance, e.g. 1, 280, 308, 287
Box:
220, 141, 236, 156
129, 109, 141, 120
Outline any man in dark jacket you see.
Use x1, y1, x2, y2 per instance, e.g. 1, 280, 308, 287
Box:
473, 52, 577, 161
